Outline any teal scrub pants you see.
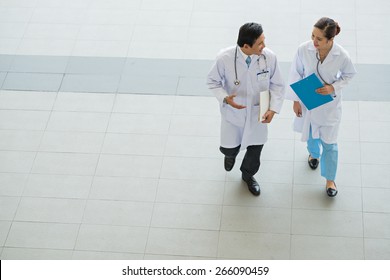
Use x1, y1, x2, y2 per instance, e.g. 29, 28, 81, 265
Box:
307, 127, 338, 181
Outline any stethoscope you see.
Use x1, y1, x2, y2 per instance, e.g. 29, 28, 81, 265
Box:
316, 51, 337, 98
233, 46, 268, 86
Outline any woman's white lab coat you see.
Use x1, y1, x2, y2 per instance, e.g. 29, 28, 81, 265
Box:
207, 46, 285, 150
286, 41, 357, 144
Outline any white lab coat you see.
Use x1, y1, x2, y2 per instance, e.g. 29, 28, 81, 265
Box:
285, 41, 357, 144
207, 46, 285, 150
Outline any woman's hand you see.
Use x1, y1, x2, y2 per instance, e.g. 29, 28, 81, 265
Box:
293, 101, 302, 117
315, 84, 335, 95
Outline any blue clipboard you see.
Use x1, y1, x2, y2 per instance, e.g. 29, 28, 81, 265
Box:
289, 73, 333, 110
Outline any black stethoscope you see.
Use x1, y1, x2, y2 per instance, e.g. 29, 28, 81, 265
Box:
315, 51, 328, 85
234, 46, 268, 86
316, 51, 337, 98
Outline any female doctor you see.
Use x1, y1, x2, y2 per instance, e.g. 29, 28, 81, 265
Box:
207, 22, 285, 196
286, 17, 356, 197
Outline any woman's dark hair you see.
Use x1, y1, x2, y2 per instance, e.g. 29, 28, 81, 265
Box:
237, 22, 263, 47
314, 17, 341, 40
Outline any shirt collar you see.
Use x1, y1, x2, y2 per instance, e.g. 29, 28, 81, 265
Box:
237, 46, 253, 60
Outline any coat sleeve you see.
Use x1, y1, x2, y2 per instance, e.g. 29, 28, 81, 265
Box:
285, 49, 305, 101
268, 56, 285, 113
206, 57, 229, 104
332, 55, 357, 93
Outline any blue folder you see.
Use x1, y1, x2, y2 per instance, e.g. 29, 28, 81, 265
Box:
290, 73, 333, 110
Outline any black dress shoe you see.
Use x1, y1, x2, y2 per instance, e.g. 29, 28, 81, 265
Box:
326, 182, 338, 197
242, 176, 261, 196
224, 157, 235, 171
308, 155, 319, 170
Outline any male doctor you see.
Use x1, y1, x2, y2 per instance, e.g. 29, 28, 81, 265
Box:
207, 22, 285, 196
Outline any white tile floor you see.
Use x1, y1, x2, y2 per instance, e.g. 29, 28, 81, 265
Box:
0, 91, 389, 260
1, 0, 390, 260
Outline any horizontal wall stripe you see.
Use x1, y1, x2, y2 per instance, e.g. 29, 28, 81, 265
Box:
0, 54, 389, 101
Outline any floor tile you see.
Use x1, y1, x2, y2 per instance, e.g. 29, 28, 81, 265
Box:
72, 250, 142, 260
82, 200, 154, 227
221, 206, 291, 234
75, 224, 148, 254
361, 164, 390, 188
364, 213, 390, 239
0, 196, 20, 220
53, 92, 115, 112
0, 173, 28, 197
0, 110, 50, 130
168, 115, 220, 137
0, 221, 12, 246
46, 111, 110, 132
164, 135, 220, 158
160, 156, 225, 181
39, 131, 105, 154
14, 197, 86, 223
217, 231, 290, 259
0, 90, 56, 110
146, 228, 219, 258
89, 176, 158, 202
364, 238, 390, 260
363, 188, 390, 213
23, 174, 92, 199
65, 56, 126, 75
291, 235, 364, 260
107, 113, 171, 134
0, 151, 36, 173
1, 248, 73, 260
60, 74, 121, 93
292, 209, 363, 238
0, 130, 42, 151
9, 55, 69, 73
361, 142, 390, 165
155, 179, 224, 205
2, 72, 63, 91
113, 94, 175, 115
95, 154, 162, 178
102, 133, 166, 156
5, 222, 79, 250
32, 152, 99, 176
151, 203, 222, 230
118, 74, 178, 95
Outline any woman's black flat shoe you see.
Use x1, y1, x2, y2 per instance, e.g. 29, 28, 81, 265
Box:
326, 182, 338, 197
308, 155, 319, 170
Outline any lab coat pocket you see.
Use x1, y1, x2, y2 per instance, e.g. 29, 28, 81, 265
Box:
252, 105, 262, 124
223, 105, 246, 127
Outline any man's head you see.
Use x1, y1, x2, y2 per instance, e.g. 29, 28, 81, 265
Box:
237, 22, 266, 55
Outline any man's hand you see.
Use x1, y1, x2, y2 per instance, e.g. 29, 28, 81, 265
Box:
261, 110, 276, 123
225, 94, 246, 109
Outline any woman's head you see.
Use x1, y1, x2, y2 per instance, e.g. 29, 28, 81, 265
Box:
312, 17, 340, 50
314, 17, 341, 40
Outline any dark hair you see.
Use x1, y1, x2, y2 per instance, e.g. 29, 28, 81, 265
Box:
237, 22, 263, 47
314, 17, 341, 40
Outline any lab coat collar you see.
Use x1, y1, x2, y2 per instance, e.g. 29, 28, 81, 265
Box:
237, 46, 254, 62
308, 41, 341, 56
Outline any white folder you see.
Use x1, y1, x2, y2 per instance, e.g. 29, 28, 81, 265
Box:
258, 90, 270, 122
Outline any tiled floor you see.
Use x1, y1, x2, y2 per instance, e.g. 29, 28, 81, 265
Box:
0, 0, 390, 260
